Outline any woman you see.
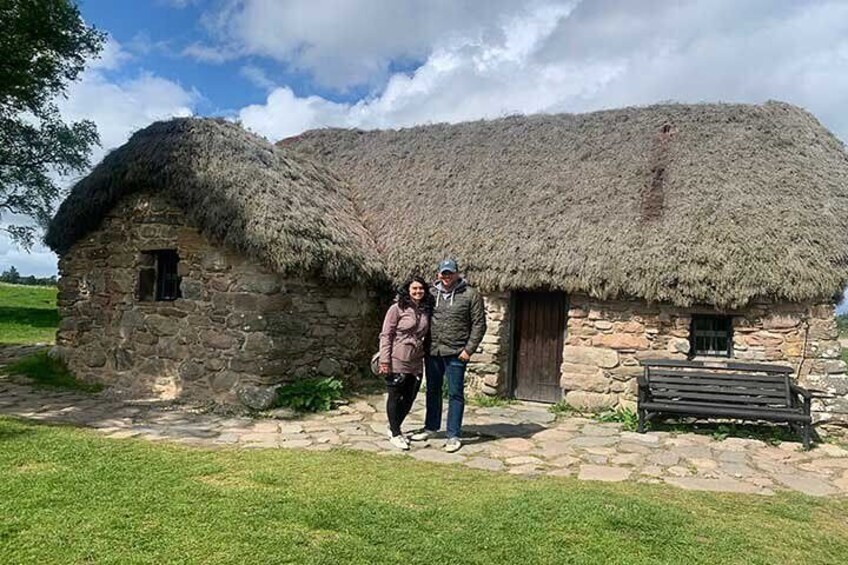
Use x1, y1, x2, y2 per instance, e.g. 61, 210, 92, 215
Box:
379, 276, 433, 450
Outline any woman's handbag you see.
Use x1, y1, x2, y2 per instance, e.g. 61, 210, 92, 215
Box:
370, 352, 381, 376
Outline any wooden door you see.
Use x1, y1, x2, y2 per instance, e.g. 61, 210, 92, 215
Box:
512, 291, 567, 402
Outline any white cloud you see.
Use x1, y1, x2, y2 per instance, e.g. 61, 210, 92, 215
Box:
160, 0, 201, 7
58, 71, 196, 155
0, 38, 199, 277
237, 2, 580, 138
88, 37, 134, 70
236, 0, 848, 152
181, 42, 238, 64
239, 64, 276, 91
198, 0, 545, 89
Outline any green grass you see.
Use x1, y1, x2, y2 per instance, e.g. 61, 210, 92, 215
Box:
0, 282, 58, 345
0, 418, 846, 564
468, 394, 516, 408
594, 407, 639, 432
549, 400, 581, 418
1, 351, 103, 393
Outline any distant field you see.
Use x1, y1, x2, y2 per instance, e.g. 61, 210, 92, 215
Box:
0, 283, 58, 345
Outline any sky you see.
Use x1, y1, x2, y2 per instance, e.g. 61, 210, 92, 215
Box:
3, 0, 848, 307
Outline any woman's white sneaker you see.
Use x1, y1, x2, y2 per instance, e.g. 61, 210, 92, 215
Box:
409, 428, 433, 441
389, 435, 410, 450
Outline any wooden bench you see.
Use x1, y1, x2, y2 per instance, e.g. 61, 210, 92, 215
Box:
637, 359, 813, 448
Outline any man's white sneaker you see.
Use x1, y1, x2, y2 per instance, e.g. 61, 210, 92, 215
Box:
409, 428, 433, 442
444, 437, 462, 453
389, 435, 410, 450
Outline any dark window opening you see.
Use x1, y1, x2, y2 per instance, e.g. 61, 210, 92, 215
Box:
690, 315, 732, 357
138, 249, 181, 301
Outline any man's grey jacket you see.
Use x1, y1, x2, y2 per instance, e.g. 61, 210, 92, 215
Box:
428, 278, 487, 357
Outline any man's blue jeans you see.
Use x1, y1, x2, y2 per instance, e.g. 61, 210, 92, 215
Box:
424, 355, 466, 439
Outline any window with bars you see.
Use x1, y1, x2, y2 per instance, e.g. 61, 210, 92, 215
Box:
690, 315, 732, 357
138, 249, 181, 301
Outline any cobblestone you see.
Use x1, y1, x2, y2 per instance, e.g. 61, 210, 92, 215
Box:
2, 348, 848, 497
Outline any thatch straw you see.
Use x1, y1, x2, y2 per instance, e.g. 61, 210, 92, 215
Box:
45, 118, 384, 284
289, 101, 848, 308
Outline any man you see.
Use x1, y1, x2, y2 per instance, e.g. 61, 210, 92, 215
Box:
410, 259, 486, 452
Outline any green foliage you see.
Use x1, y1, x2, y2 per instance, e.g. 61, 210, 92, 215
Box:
549, 400, 580, 417
468, 394, 515, 408
0, 267, 57, 286
275, 377, 344, 412
646, 419, 796, 446
0, 265, 19, 283
0, 282, 58, 344
1, 350, 102, 392
594, 407, 639, 432
822, 433, 848, 451
2, 417, 848, 563
837, 313, 848, 337
707, 423, 789, 446
1, 0, 105, 247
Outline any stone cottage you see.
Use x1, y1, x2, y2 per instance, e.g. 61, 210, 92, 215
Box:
45, 119, 384, 404
46, 102, 848, 418
289, 101, 848, 419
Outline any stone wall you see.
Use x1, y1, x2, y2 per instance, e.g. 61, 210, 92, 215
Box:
561, 294, 848, 420
54, 193, 379, 405
466, 292, 511, 395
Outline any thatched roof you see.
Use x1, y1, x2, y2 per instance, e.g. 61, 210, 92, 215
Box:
47, 102, 848, 307
45, 118, 384, 284
288, 102, 848, 308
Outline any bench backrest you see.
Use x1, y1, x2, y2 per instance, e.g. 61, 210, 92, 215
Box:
640, 359, 795, 408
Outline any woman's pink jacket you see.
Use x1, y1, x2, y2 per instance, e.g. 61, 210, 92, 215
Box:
379, 303, 430, 374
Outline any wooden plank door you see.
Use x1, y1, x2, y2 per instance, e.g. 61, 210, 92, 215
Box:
512, 291, 567, 403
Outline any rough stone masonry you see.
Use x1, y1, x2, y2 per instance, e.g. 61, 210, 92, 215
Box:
53, 193, 379, 405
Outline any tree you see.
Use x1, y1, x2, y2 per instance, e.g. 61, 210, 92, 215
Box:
0, 0, 104, 248
1, 265, 21, 284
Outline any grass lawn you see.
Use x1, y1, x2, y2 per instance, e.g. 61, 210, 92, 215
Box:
0, 283, 58, 345
0, 418, 846, 564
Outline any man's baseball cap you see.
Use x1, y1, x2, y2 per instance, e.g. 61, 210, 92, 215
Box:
438, 259, 458, 273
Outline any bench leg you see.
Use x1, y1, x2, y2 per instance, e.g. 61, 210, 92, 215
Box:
802, 423, 812, 450
637, 408, 646, 433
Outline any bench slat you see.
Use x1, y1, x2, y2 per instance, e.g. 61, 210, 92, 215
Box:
649, 369, 788, 384
649, 382, 788, 398
639, 401, 810, 422
649, 389, 791, 406
650, 385, 791, 398
649, 377, 787, 393
640, 359, 793, 373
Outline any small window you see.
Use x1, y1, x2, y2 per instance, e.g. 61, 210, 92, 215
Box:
690, 315, 732, 357
138, 250, 181, 301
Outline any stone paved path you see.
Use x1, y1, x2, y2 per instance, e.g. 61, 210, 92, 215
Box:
2, 345, 848, 497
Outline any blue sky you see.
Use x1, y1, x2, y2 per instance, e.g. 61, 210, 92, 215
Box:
4, 1, 848, 311
77, 0, 372, 113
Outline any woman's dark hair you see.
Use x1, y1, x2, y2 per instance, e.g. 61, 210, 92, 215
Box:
397, 276, 434, 312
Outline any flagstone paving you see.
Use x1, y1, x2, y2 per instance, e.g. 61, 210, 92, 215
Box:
2, 345, 848, 497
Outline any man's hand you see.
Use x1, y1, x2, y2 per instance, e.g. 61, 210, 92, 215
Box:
379, 362, 391, 374
458, 350, 470, 362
